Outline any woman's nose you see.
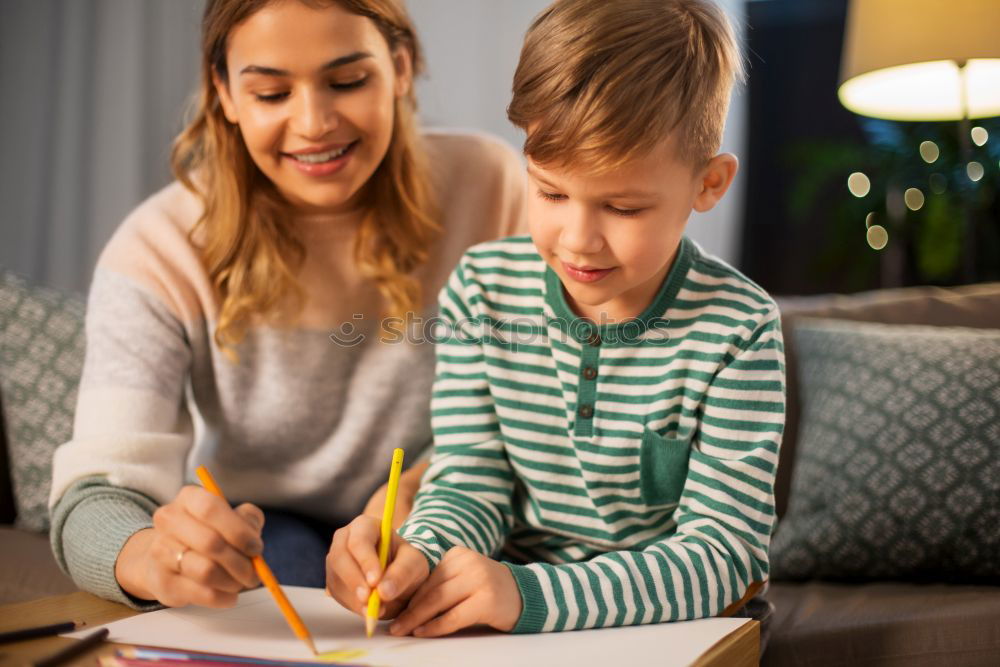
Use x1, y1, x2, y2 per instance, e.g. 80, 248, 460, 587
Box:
291, 88, 338, 139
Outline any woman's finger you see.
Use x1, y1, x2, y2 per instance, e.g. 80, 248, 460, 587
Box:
153, 502, 257, 589
150, 533, 244, 593
234, 502, 265, 535
178, 486, 264, 557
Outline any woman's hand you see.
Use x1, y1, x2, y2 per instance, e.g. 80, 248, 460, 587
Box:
363, 460, 429, 529
325, 514, 430, 620
114, 485, 264, 608
388, 546, 522, 637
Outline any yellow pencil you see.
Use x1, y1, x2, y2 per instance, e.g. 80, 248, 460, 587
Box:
366, 447, 405, 638
194, 466, 317, 656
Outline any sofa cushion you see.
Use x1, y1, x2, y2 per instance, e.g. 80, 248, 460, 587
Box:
770, 318, 1000, 582
0, 386, 16, 524
775, 282, 1000, 520
0, 271, 85, 533
0, 526, 77, 603
765, 581, 1000, 667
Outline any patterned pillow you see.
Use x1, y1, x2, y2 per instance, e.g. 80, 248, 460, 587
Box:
0, 270, 85, 533
770, 318, 1000, 582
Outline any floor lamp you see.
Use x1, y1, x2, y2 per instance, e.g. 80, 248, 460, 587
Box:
837, 0, 1000, 283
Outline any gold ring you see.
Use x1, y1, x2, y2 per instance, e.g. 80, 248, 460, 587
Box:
175, 547, 189, 574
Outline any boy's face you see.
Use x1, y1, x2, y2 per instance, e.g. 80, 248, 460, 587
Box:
527, 136, 736, 322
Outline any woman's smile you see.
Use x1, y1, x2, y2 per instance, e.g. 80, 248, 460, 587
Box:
282, 139, 359, 177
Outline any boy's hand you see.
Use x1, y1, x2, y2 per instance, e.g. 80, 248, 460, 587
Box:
362, 461, 428, 529
389, 546, 522, 637
325, 515, 430, 619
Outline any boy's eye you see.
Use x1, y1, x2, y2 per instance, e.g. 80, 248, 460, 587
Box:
254, 91, 289, 103
606, 204, 643, 217
537, 189, 566, 202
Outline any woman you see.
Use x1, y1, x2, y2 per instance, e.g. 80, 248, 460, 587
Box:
48, 0, 524, 610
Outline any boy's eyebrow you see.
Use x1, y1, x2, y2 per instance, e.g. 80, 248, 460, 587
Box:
239, 51, 373, 77
526, 165, 557, 187
600, 188, 661, 200
527, 165, 660, 200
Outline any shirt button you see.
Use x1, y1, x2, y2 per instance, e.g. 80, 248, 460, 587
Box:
578, 404, 594, 418
588, 332, 602, 347
582, 366, 598, 380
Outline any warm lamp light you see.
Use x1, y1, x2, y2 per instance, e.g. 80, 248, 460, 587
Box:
839, 0, 1000, 121
838, 0, 1000, 281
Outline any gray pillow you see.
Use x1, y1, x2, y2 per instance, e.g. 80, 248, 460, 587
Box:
770, 318, 1000, 582
0, 271, 85, 533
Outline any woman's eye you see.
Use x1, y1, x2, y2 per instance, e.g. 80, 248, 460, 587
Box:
331, 76, 368, 91
254, 91, 289, 103
537, 189, 566, 202
607, 205, 643, 217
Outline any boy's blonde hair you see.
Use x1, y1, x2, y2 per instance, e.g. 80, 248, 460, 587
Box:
508, 0, 744, 171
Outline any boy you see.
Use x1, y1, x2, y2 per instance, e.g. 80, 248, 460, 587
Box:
327, 0, 785, 639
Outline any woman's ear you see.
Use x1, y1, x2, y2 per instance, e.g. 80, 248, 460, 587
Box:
212, 70, 239, 124
692, 153, 738, 213
392, 46, 414, 98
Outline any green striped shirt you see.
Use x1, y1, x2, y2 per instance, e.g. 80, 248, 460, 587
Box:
399, 235, 786, 633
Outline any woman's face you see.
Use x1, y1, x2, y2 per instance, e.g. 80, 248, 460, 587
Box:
214, 0, 411, 214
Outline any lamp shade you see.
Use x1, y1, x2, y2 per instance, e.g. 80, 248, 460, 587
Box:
839, 0, 1000, 120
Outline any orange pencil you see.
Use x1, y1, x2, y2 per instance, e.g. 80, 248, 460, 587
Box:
194, 466, 317, 656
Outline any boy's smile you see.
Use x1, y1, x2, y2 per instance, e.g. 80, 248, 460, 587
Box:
527, 136, 737, 323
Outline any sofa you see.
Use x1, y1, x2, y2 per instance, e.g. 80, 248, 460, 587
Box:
765, 282, 1000, 667
2, 269, 999, 665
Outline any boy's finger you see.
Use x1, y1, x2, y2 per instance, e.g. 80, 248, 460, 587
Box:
344, 517, 382, 586
327, 528, 371, 605
390, 573, 466, 636
411, 598, 479, 638
379, 541, 429, 601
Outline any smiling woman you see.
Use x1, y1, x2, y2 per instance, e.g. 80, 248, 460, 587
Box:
47, 0, 525, 612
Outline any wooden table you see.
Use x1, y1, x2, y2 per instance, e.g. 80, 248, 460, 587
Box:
0, 593, 759, 667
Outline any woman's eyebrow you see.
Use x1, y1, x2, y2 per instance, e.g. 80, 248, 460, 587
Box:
239, 51, 373, 77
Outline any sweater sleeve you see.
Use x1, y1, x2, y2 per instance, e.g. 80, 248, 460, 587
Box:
48, 267, 195, 608
398, 259, 516, 567
504, 310, 786, 633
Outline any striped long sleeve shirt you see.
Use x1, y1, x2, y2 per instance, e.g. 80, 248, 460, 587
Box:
398, 235, 785, 634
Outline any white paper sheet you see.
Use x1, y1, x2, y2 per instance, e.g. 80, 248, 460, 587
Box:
68, 586, 750, 666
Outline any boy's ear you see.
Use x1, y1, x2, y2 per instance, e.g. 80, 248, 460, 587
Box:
692, 153, 738, 213
212, 71, 239, 124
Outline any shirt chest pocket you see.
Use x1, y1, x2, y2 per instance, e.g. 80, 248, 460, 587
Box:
639, 428, 692, 507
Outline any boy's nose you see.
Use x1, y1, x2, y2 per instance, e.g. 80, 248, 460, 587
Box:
559, 212, 605, 256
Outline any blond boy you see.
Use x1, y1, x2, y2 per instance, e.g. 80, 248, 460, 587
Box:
327, 0, 785, 638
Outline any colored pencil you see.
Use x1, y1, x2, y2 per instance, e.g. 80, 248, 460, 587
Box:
194, 466, 317, 656
33, 627, 109, 667
0, 620, 84, 644
109, 647, 367, 667
365, 447, 405, 638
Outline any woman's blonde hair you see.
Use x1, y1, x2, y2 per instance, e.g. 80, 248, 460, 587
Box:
171, 0, 438, 355
508, 0, 744, 171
